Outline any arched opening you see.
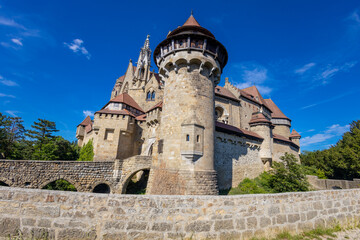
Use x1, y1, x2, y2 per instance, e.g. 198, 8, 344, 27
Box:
151, 91, 156, 101
42, 179, 77, 192
93, 183, 110, 194
146, 91, 151, 101
0, 181, 9, 187
215, 106, 224, 121
124, 169, 150, 194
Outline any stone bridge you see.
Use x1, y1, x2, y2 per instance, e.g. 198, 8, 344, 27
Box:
0, 156, 152, 194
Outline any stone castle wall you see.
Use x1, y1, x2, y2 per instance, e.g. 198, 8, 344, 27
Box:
0, 187, 359, 239
272, 141, 300, 162
215, 131, 263, 189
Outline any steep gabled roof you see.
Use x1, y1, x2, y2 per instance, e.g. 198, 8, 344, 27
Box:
215, 86, 239, 101
241, 86, 271, 111
116, 75, 125, 83
108, 93, 144, 112
289, 129, 301, 138
215, 121, 263, 140
264, 99, 290, 120
78, 116, 92, 127
147, 101, 163, 113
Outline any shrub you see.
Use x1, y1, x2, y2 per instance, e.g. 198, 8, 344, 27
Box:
78, 139, 94, 161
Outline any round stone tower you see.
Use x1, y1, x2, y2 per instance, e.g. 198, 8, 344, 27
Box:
148, 13, 228, 195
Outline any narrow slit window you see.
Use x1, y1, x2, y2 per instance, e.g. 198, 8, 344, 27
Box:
197, 135, 200, 143
186, 134, 190, 141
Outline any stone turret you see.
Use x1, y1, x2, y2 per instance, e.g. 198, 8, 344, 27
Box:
249, 112, 273, 167
148, 13, 228, 195
290, 129, 301, 153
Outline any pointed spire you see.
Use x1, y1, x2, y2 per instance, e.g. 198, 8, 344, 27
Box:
137, 35, 151, 68
183, 12, 201, 27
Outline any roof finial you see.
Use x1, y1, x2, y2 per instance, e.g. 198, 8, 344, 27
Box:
191, 9, 193, 16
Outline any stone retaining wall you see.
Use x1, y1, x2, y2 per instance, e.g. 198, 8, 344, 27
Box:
0, 187, 359, 239
308, 175, 360, 190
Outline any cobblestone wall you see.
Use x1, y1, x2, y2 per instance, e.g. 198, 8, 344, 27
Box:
0, 187, 359, 240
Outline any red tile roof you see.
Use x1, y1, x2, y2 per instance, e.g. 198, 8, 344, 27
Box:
215, 121, 263, 140
264, 99, 290, 120
215, 86, 238, 101
183, 14, 201, 27
289, 129, 301, 138
85, 123, 92, 133
147, 101, 163, 113
249, 112, 272, 125
96, 109, 135, 117
117, 75, 125, 83
241, 86, 271, 111
109, 93, 144, 112
135, 114, 146, 121
78, 116, 92, 127
273, 133, 300, 148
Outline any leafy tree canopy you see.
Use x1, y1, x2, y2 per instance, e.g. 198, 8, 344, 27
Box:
301, 120, 360, 180
78, 139, 94, 161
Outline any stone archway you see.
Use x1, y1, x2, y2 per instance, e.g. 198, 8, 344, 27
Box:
40, 178, 79, 192
92, 183, 111, 194
121, 168, 150, 194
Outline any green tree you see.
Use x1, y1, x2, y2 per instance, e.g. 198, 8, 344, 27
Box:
78, 139, 94, 161
301, 120, 360, 180
269, 153, 309, 192
37, 136, 79, 160
0, 113, 26, 159
25, 118, 58, 151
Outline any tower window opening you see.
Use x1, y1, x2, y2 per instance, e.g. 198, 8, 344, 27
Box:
195, 40, 199, 47
146, 91, 151, 101
151, 91, 156, 101
179, 40, 183, 47
186, 134, 190, 141
197, 135, 200, 143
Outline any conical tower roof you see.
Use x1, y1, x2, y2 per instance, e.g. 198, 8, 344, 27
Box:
183, 13, 201, 27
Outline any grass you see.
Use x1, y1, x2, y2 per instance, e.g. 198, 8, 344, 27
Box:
250, 223, 352, 240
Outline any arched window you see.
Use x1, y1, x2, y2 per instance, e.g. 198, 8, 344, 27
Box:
151, 91, 156, 101
146, 91, 151, 101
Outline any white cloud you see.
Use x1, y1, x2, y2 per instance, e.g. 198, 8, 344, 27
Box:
83, 110, 94, 117
301, 90, 355, 110
1, 79, 18, 86
325, 124, 350, 135
300, 124, 349, 147
232, 63, 272, 96
317, 61, 357, 84
348, 10, 360, 25
0, 93, 16, 98
0, 17, 25, 29
5, 110, 19, 117
64, 39, 91, 59
295, 62, 316, 74
11, 38, 23, 46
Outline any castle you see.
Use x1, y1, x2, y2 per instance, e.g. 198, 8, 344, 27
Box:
76, 14, 301, 195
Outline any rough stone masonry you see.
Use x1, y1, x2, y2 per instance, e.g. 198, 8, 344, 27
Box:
0, 187, 359, 239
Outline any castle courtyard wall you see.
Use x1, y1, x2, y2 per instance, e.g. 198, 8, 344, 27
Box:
272, 141, 300, 162
215, 131, 263, 189
0, 187, 359, 239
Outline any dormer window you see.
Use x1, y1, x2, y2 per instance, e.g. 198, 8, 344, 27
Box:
146, 91, 151, 101
151, 91, 156, 101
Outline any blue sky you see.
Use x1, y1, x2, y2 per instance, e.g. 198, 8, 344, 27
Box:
1, 0, 359, 151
